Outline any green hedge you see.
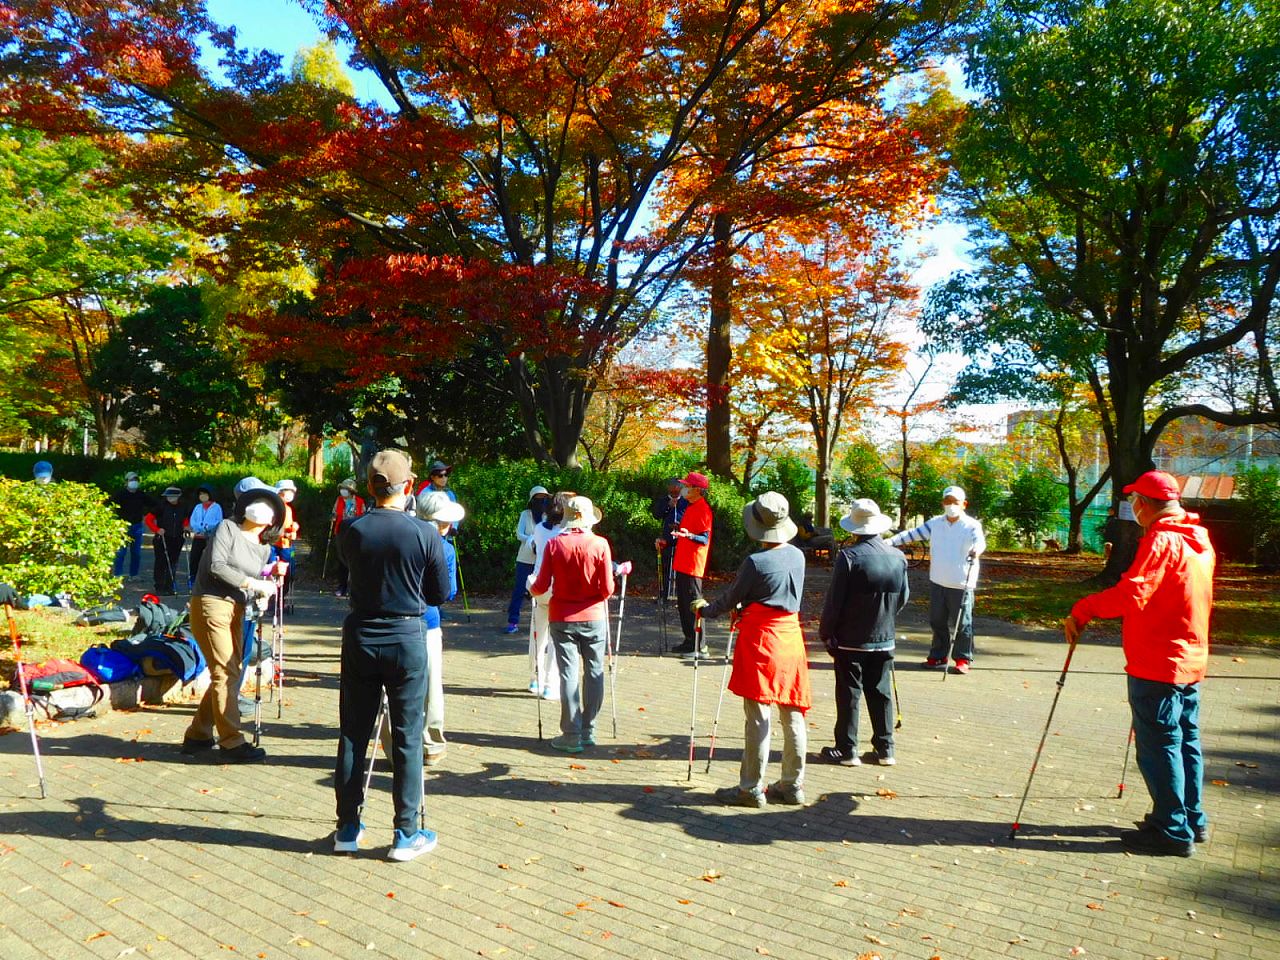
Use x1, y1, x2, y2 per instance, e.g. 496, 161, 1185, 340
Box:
0, 477, 128, 603
0, 451, 758, 592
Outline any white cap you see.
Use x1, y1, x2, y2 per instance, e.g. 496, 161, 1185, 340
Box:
942, 485, 966, 502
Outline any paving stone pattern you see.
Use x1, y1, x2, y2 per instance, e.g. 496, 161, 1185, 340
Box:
0, 570, 1276, 960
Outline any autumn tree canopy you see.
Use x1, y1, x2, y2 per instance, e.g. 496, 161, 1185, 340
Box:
0, 0, 961, 466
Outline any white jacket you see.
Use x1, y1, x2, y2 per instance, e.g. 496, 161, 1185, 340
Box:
888, 514, 985, 590
515, 509, 538, 565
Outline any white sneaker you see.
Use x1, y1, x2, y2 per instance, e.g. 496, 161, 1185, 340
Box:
333, 822, 364, 853
387, 828, 438, 862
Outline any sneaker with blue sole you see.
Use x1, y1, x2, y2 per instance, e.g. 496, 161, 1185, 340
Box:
388, 828, 438, 862
333, 821, 365, 853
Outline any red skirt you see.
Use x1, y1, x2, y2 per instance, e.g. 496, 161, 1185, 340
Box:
728, 603, 811, 711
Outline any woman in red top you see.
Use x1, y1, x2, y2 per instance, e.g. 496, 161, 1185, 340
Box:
331, 478, 366, 598
655, 472, 713, 657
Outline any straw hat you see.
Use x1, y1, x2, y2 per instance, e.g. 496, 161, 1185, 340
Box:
839, 498, 893, 536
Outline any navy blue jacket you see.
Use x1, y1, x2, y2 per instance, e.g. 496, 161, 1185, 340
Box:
819, 537, 909, 653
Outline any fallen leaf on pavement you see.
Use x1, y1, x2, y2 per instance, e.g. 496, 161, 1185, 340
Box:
1235, 762, 1259, 769
386, 892, 395, 899
1210, 779, 1229, 787
677, 899, 691, 905
865, 935, 887, 945
1086, 903, 1103, 911
85, 932, 110, 943
875, 788, 898, 799
569, 764, 587, 771
833, 879, 849, 887
698, 870, 723, 882
755, 948, 769, 956
1068, 948, 1086, 957
114, 757, 145, 764
606, 900, 626, 908
497, 864, 510, 870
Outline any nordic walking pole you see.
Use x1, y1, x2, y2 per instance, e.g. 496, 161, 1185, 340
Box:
608, 565, 631, 738
704, 611, 738, 773
942, 553, 976, 683
656, 546, 668, 654
1117, 727, 1134, 799
273, 570, 286, 719
455, 552, 472, 623
686, 610, 703, 780
5, 603, 47, 799
321, 525, 333, 581
532, 596, 544, 741
1010, 638, 1078, 840
604, 592, 617, 739
360, 693, 389, 822
891, 655, 903, 730
252, 615, 264, 747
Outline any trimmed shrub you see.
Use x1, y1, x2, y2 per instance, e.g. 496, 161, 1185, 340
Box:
0, 478, 128, 603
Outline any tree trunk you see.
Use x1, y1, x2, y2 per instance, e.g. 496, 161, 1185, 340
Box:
813, 427, 832, 529
1096, 388, 1153, 583
897, 421, 910, 527
307, 433, 325, 482
705, 211, 734, 479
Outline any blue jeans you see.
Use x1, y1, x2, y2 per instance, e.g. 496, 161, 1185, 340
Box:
1128, 675, 1205, 844
928, 583, 974, 661
507, 561, 534, 624
551, 620, 607, 741
113, 521, 145, 577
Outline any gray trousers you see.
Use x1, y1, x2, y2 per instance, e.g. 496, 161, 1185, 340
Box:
740, 699, 806, 794
551, 619, 607, 740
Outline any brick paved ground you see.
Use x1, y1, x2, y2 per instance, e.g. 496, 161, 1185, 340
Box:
0, 566, 1276, 960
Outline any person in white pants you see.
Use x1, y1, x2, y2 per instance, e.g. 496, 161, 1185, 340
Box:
526, 492, 571, 700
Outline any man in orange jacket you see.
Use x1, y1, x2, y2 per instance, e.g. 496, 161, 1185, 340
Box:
655, 472, 712, 658
1064, 471, 1215, 857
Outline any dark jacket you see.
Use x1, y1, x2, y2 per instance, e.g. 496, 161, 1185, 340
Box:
112, 488, 156, 524
819, 536, 909, 653
650, 494, 688, 537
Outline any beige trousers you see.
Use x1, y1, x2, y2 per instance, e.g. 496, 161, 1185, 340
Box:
185, 594, 247, 749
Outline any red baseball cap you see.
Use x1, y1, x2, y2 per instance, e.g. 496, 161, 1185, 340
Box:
1122, 470, 1181, 500
680, 471, 710, 490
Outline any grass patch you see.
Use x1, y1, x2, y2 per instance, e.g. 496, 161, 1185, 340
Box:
1, 607, 125, 687
978, 552, 1280, 648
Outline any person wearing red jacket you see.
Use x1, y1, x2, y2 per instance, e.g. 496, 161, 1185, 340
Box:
655, 471, 712, 658
529, 496, 614, 754
332, 478, 366, 598
1064, 471, 1215, 857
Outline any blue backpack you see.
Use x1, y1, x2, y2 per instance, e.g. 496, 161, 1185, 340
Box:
81, 645, 142, 683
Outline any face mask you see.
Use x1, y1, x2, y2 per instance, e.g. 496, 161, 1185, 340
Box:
244, 502, 275, 525
126, 480, 139, 492
199, 493, 210, 503
281, 491, 295, 503
35, 476, 50, 485
166, 496, 179, 505
943, 503, 963, 519
340, 490, 353, 499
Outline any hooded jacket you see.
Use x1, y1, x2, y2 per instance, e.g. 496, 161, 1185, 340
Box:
1070, 512, 1215, 685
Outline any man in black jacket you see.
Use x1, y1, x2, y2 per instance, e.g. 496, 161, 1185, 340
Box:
333, 450, 451, 863
817, 499, 908, 767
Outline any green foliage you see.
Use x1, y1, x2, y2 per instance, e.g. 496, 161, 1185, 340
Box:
91, 286, 267, 458
958, 454, 1009, 521
0, 478, 127, 603
833, 440, 897, 512
1237, 465, 1280, 564
1002, 467, 1067, 545
905, 458, 947, 524
449, 455, 751, 592
750, 455, 813, 518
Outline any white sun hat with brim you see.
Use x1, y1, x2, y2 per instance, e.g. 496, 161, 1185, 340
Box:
743, 491, 798, 544
562, 495, 602, 530
839, 498, 894, 536
417, 491, 466, 525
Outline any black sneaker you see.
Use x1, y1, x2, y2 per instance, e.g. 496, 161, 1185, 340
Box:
1120, 827, 1193, 858
817, 746, 858, 767
1137, 814, 1207, 844
714, 785, 766, 808
219, 743, 267, 764
859, 751, 896, 766
671, 643, 695, 656
764, 781, 806, 805
180, 737, 216, 756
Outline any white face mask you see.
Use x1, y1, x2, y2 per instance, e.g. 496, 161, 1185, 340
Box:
340, 490, 353, 499
244, 502, 275, 525
165, 496, 179, 505
281, 491, 295, 503
126, 480, 139, 492
943, 503, 963, 519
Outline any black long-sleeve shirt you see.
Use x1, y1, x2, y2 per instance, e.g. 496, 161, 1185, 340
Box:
339, 507, 449, 620
703, 543, 805, 618
819, 536, 908, 652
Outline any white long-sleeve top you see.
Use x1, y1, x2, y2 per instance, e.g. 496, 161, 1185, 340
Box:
528, 520, 565, 584
887, 513, 985, 590
515, 509, 538, 565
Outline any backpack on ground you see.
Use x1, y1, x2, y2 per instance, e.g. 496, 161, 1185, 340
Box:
81, 644, 143, 683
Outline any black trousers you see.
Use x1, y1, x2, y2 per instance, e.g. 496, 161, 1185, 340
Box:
153, 533, 183, 593
833, 649, 895, 756
335, 618, 427, 834
675, 572, 704, 648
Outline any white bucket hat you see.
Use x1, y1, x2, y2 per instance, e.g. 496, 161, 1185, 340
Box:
563, 495, 600, 530
528, 485, 550, 499
417, 491, 466, 524
743, 491, 798, 543
839, 498, 894, 536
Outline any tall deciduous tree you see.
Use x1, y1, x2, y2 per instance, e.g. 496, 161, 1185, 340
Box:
1, 0, 958, 467
941, 0, 1280, 580
734, 222, 912, 525
0, 128, 181, 453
